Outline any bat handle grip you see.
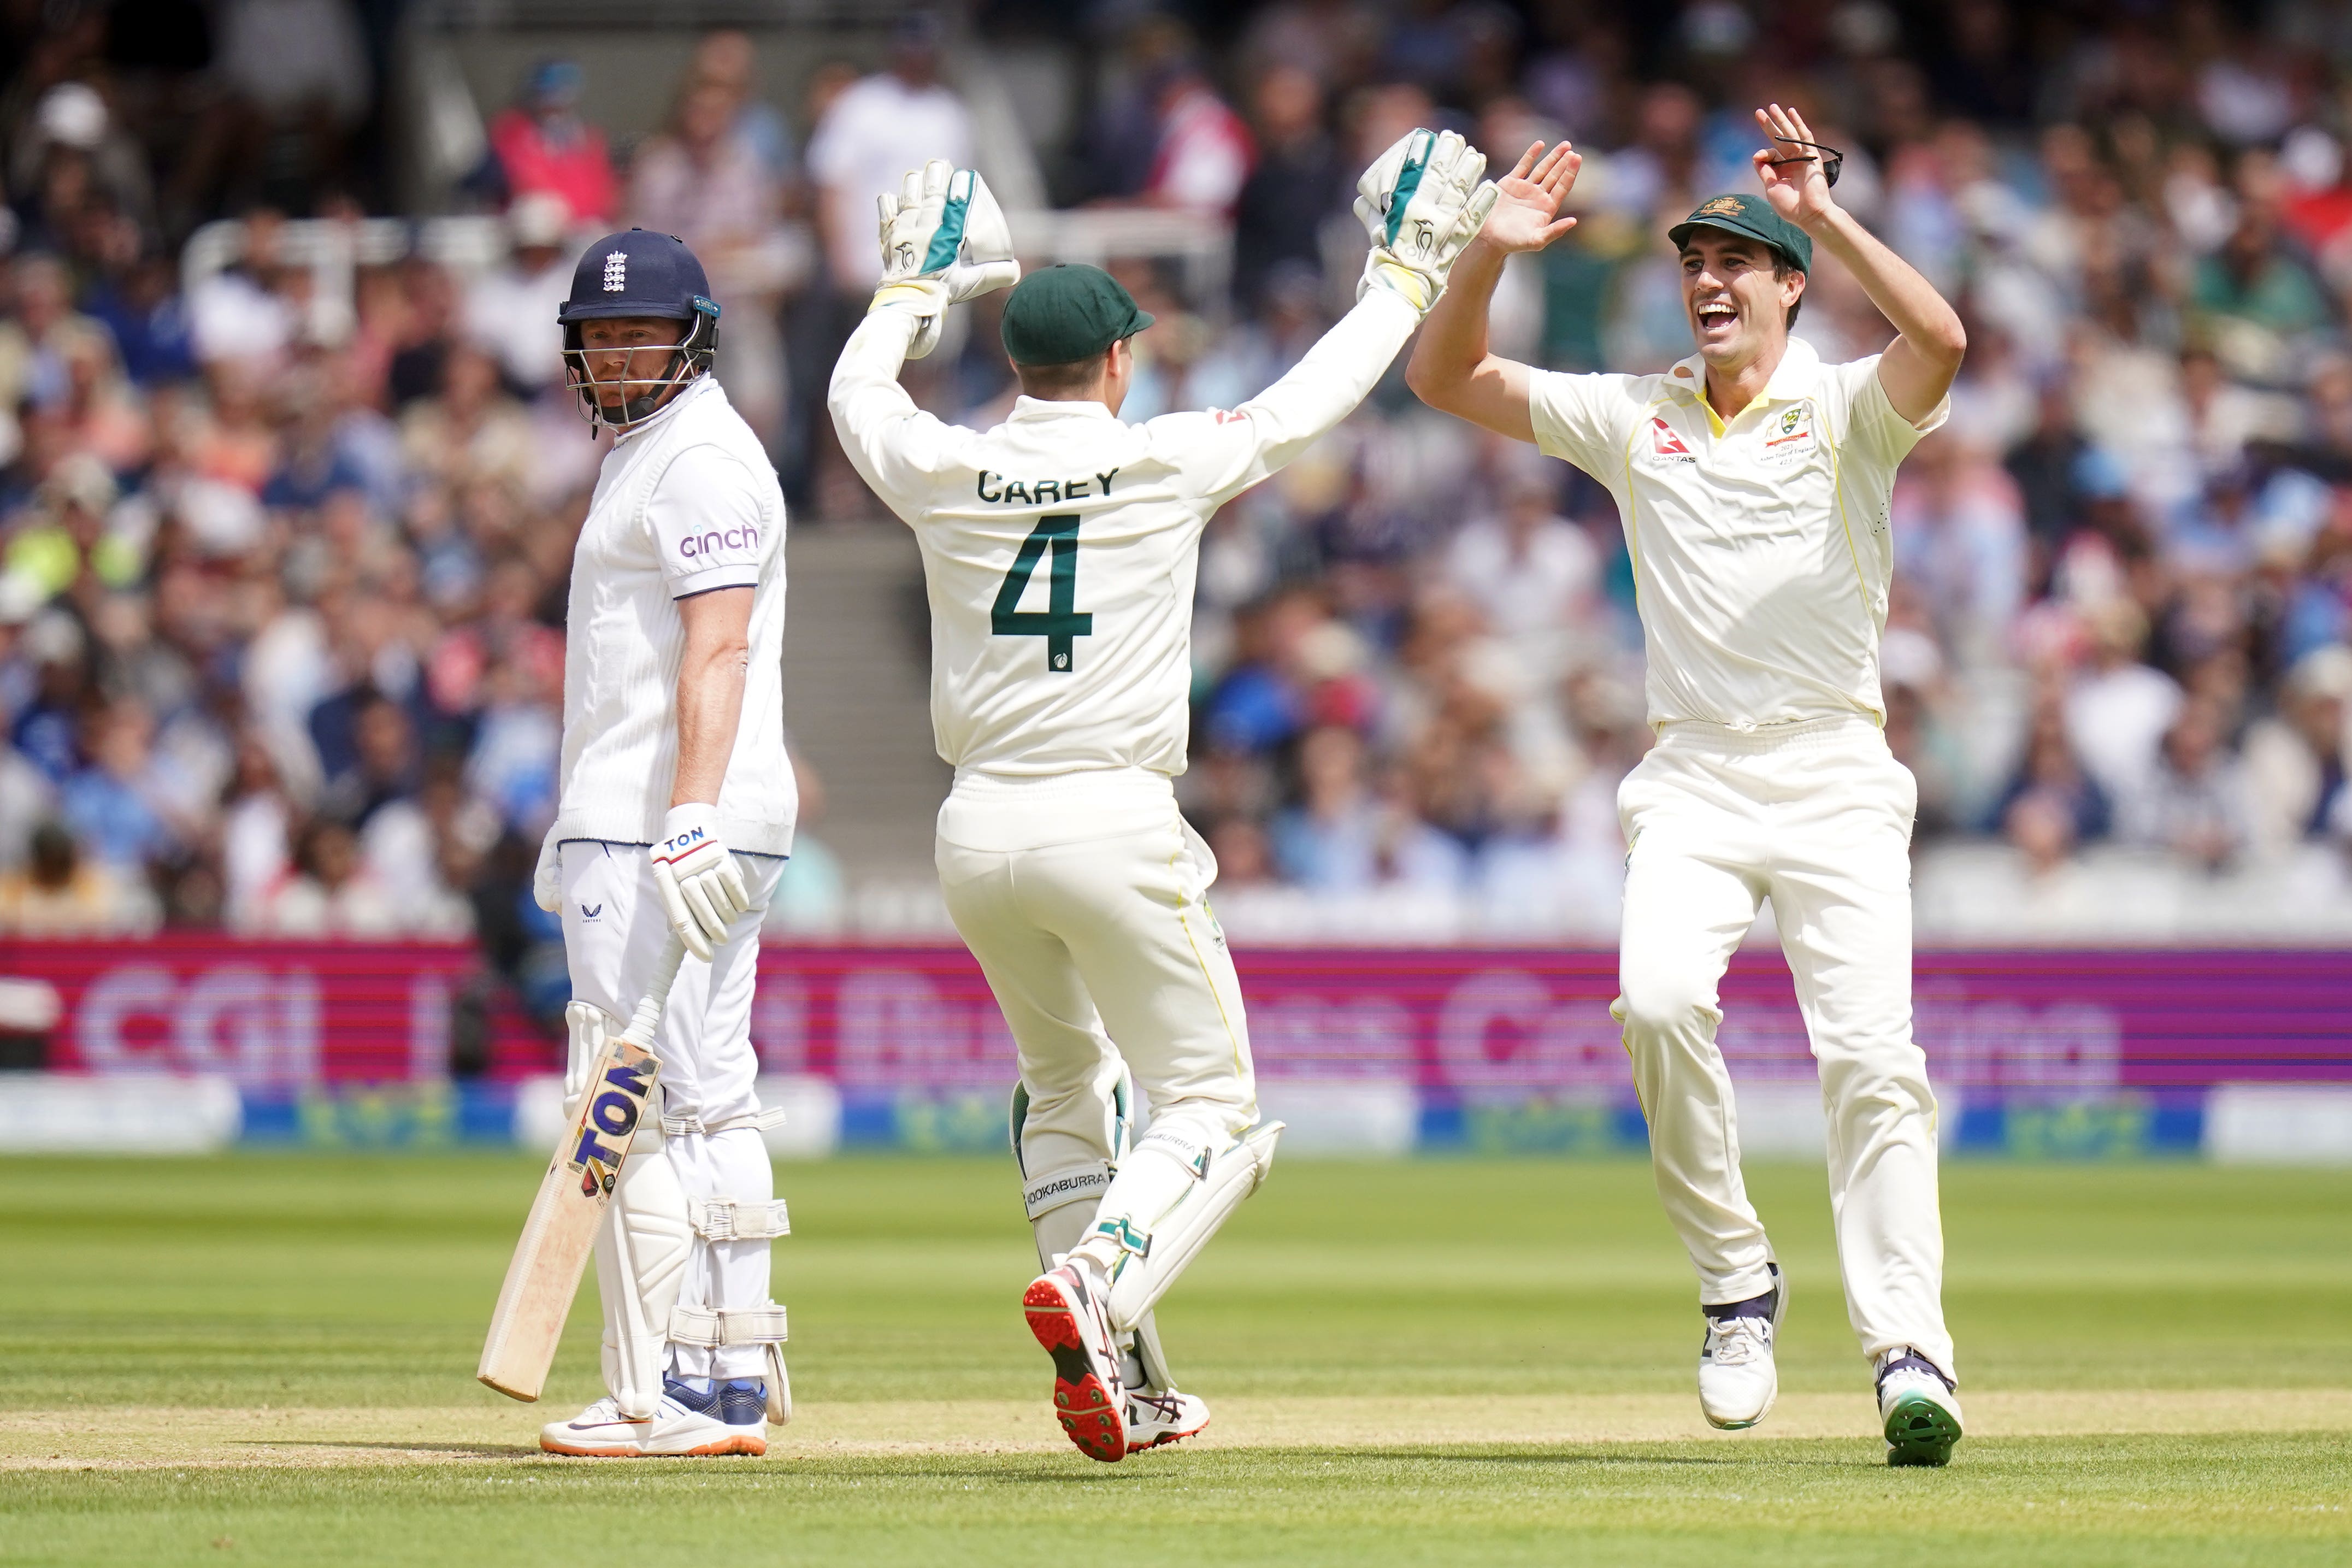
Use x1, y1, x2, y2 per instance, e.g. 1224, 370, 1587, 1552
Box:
619, 935, 687, 1048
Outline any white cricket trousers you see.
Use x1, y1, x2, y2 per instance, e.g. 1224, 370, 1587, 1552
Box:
559, 840, 786, 1378
934, 769, 1258, 1193
1613, 714, 1954, 1378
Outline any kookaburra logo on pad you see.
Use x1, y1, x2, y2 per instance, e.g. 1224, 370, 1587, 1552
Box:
1410, 217, 1437, 256
602, 251, 628, 292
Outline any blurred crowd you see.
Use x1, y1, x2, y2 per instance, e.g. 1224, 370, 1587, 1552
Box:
3, 1, 2352, 946
996, 0, 2352, 935
0, 8, 868, 974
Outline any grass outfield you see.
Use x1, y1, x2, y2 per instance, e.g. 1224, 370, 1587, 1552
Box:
0, 1155, 2347, 1566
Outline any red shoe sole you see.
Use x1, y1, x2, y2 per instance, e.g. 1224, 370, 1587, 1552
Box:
1127, 1423, 1206, 1455
1023, 1275, 1124, 1464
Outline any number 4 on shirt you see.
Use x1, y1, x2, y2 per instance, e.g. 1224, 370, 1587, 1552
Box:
991, 512, 1093, 672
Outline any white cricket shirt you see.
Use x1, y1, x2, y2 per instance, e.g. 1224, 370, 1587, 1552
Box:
551, 373, 797, 856
1529, 338, 1947, 729
830, 292, 1419, 785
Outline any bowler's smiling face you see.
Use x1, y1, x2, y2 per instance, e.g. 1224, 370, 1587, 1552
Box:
1679, 230, 1805, 373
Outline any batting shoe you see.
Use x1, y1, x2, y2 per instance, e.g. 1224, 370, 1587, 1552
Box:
1877, 1349, 1964, 1467
538, 1395, 650, 1457
638, 1375, 769, 1457
1124, 1387, 1210, 1455
1022, 1263, 1127, 1462
1697, 1262, 1786, 1430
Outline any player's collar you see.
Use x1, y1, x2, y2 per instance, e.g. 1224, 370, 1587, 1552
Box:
1010, 395, 1118, 421
1671, 336, 1822, 431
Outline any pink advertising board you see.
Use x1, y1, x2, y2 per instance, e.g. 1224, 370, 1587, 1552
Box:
5, 939, 2346, 1093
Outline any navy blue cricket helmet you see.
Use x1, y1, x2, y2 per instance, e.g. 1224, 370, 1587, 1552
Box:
557, 228, 721, 432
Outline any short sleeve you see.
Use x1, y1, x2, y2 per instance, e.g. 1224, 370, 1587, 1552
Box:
1834, 354, 1949, 468
648, 445, 771, 598
1528, 370, 1640, 475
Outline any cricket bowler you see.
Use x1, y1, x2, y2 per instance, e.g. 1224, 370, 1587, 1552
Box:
829, 145, 1497, 1461
1407, 105, 1970, 1465
529, 228, 797, 1457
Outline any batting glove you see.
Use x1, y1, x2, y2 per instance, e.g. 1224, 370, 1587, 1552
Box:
1353, 128, 1500, 315
870, 160, 1021, 359
532, 829, 563, 915
647, 803, 750, 963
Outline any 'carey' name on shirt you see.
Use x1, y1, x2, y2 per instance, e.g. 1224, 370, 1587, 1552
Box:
975, 469, 1120, 505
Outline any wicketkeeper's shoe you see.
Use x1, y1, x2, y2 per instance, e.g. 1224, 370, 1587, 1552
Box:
1022, 1263, 1127, 1462
1877, 1348, 1964, 1467
1124, 1387, 1210, 1455
539, 1395, 650, 1457
1697, 1262, 1785, 1430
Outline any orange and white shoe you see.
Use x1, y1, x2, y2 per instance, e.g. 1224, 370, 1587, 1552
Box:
539, 1384, 765, 1458
1124, 1387, 1209, 1454
1023, 1263, 1126, 1462
539, 1395, 650, 1457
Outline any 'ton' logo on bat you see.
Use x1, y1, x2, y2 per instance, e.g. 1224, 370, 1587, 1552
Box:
570, 1058, 651, 1193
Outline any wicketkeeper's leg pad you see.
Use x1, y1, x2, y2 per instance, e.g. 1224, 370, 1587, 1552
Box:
667, 1304, 791, 1424
1077, 1119, 1284, 1334
595, 1137, 692, 1420
1011, 1058, 1137, 1266
1012, 1066, 1186, 1392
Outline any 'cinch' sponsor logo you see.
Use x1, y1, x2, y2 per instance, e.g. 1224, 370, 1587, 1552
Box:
680, 525, 761, 557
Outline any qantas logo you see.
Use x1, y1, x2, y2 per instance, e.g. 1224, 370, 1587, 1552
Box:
1648, 417, 1695, 463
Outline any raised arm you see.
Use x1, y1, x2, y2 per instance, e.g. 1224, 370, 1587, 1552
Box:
1405, 142, 1581, 443
827, 307, 956, 508
1181, 290, 1421, 503
1753, 104, 1964, 425
1186, 127, 1500, 504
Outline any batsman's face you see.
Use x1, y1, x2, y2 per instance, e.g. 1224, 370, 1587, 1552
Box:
578, 316, 688, 407
1679, 232, 1801, 372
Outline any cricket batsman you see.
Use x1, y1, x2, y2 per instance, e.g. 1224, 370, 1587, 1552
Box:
1407, 105, 1970, 1466
530, 228, 797, 1457
829, 146, 1498, 1461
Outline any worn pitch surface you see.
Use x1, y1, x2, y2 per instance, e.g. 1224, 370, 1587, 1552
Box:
1, 1156, 2345, 1565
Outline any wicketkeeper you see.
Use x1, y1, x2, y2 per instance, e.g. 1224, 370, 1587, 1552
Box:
828, 142, 1498, 1461
532, 228, 798, 1458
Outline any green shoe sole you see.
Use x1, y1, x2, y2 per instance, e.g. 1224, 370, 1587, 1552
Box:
1883, 1392, 1962, 1467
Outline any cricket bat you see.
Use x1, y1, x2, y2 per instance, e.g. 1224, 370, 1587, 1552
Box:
478, 936, 685, 1402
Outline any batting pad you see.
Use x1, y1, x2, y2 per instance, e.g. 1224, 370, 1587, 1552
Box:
595, 1141, 692, 1420
668, 1304, 792, 1424
690, 1199, 790, 1241
1096, 1121, 1284, 1333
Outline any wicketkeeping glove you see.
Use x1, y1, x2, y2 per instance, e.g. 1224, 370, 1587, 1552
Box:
648, 803, 750, 963
870, 159, 1021, 359
1353, 128, 1500, 315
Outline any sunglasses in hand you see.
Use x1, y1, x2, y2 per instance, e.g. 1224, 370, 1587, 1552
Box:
1765, 137, 1844, 188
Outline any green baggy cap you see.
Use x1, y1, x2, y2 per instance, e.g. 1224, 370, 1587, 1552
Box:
1667, 193, 1813, 273
1000, 264, 1156, 367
